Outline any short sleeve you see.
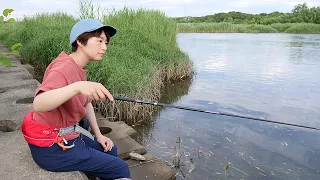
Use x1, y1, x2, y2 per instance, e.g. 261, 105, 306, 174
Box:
34, 70, 68, 97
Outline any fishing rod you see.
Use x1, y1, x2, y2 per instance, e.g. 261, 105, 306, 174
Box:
114, 96, 320, 131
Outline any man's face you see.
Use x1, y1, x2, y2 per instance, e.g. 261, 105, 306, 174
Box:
82, 31, 108, 61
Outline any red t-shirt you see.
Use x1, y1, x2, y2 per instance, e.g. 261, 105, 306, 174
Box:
33, 51, 91, 140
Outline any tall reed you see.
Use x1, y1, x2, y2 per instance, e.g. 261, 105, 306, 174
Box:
177, 22, 320, 34
0, 4, 193, 124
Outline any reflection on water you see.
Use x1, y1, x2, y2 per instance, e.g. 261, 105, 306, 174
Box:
159, 77, 193, 104
134, 33, 320, 179
135, 78, 193, 147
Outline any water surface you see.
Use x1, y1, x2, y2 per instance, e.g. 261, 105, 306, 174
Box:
136, 33, 320, 180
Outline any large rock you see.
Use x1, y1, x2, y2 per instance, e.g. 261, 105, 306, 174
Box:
97, 118, 137, 139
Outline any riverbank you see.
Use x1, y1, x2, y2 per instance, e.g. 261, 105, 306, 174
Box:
0, 7, 193, 125
177, 22, 320, 34
0, 43, 176, 180
0, 43, 86, 179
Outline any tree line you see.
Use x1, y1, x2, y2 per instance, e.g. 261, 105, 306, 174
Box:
175, 3, 320, 24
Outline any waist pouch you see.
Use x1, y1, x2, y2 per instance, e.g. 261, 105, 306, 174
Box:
21, 110, 94, 148
21, 110, 60, 147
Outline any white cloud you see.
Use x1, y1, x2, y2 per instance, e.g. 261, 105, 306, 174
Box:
2, 0, 318, 19
157, 6, 175, 10
22, 0, 73, 6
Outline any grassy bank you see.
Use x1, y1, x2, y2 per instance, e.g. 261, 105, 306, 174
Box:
177, 22, 320, 34
0, 8, 193, 124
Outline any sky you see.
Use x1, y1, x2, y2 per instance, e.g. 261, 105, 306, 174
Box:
2, 0, 319, 19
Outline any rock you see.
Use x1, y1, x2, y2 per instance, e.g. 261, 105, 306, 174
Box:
129, 152, 147, 161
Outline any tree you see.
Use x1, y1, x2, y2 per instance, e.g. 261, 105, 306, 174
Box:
173, 3, 320, 24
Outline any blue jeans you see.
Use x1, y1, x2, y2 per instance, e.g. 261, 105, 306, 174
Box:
28, 134, 131, 180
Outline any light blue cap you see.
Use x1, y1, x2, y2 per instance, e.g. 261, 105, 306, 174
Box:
69, 18, 117, 45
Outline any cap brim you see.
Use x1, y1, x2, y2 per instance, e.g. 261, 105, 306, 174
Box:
101, 25, 117, 37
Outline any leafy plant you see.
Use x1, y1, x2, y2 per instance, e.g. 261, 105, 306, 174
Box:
0, 8, 21, 66
0, 8, 16, 24
0, 43, 22, 66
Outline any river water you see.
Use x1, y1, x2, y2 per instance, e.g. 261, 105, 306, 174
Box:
135, 33, 320, 180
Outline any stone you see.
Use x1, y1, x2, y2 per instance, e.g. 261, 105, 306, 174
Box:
127, 154, 176, 180
111, 136, 147, 160
97, 118, 137, 139
129, 152, 147, 161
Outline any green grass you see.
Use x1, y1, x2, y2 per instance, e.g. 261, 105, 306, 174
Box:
177, 22, 320, 34
284, 23, 320, 34
0, 9, 193, 124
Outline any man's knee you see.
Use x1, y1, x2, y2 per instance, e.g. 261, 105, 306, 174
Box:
119, 160, 130, 178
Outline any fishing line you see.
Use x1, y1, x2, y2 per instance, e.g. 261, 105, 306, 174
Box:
114, 96, 320, 131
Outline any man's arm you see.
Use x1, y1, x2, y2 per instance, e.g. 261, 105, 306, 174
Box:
85, 102, 114, 152
34, 81, 114, 112
33, 83, 79, 112
85, 102, 102, 137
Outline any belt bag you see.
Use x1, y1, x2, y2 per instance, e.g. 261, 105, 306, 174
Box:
21, 110, 94, 147
21, 110, 59, 147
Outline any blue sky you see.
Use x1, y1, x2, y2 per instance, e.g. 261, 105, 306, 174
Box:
3, 0, 319, 19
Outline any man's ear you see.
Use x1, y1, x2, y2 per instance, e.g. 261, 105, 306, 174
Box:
76, 40, 83, 48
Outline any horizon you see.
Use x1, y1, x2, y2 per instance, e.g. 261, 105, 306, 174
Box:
3, 0, 319, 20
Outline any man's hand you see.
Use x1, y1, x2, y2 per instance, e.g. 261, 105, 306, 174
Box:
72, 81, 114, 101
96, 134, 114, 152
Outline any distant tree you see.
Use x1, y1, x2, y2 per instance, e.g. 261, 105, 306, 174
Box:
173, 3, 320, 24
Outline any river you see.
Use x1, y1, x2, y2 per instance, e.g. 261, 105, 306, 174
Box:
135, 33, 320, 180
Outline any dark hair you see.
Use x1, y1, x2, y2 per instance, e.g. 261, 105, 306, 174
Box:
71, 28, 111, 52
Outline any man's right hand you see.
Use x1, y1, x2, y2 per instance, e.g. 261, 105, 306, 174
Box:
72, 81, 114, 102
